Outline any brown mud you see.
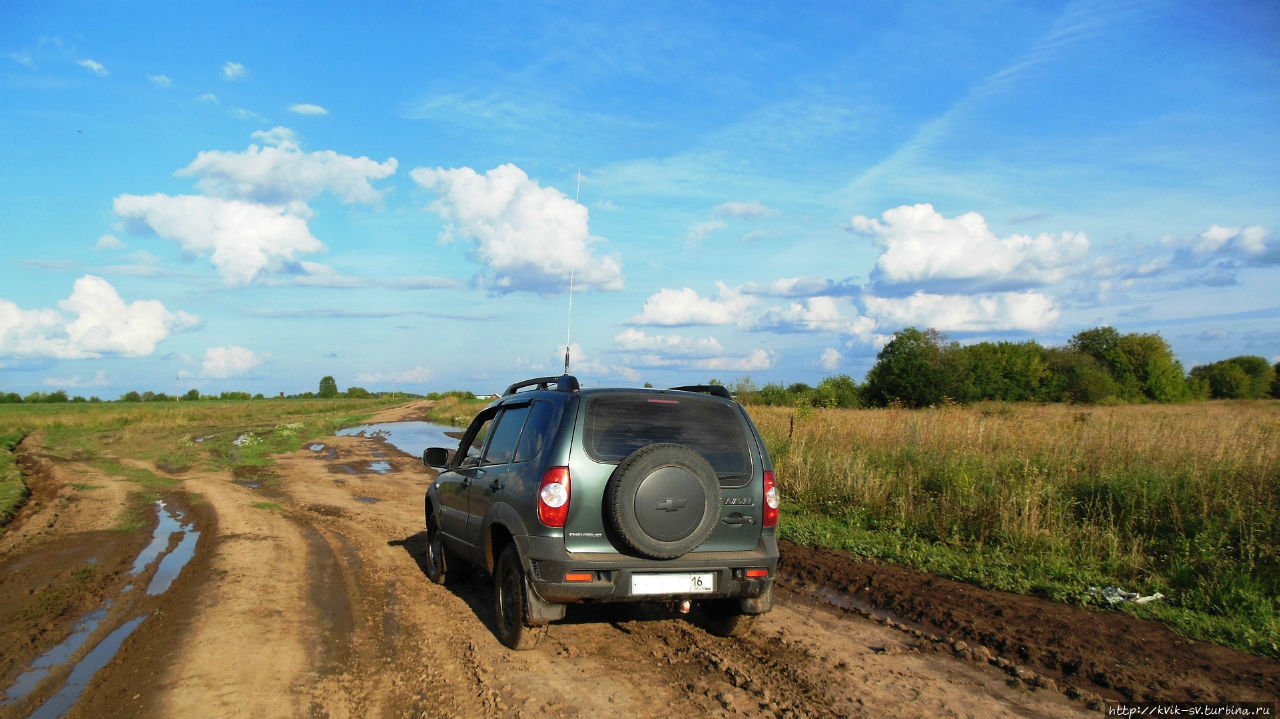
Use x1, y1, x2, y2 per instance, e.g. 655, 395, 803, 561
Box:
0, 399, 1275, 717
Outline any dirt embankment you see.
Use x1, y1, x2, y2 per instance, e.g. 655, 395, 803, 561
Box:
1, 401, 1276, 717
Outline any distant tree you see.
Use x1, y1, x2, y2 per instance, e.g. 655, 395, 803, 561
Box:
1042, 348, 1118, 403
1068, 327, 1186, 402
1223, 356, 1274, 398
815, 374, 860, 408
71, 396, 86, 403
345, 386, 372, 399
757, 382, 789, 406
46, 390, 69, 403
730, 376, 758, 404
0, 392, 21, 404
318, 376, 339, 398
120, 390, 142, 402
183, 388, 200, 401
1273, 362, 1280, 398
1189, 357, 1272, 399
864, 327, 947, 408
643, 382, 653, 389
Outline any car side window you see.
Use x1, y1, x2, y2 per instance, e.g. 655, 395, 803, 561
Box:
481, 404, 530, 466
514, 400, 555, 462
460, 412, 497, 465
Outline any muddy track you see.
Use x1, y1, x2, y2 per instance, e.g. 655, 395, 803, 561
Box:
2, 401, 1276, 717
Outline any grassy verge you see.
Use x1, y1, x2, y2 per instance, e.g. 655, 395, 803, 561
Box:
753, 400, 1280, 658
0, 430, 29, 528
0, 397, 403, 528
422, 395, 489, 427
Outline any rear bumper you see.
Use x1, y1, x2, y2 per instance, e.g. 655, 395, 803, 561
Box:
516, 534, 778, 605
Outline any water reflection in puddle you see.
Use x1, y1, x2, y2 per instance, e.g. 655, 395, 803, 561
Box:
337, 421, 460, 461
308, 443, 325, 452
355, 496, 382, 504
3, 605, 111, 705
27, 616, 146, 719
2, 501, 201, 715
368, 461, 392, 474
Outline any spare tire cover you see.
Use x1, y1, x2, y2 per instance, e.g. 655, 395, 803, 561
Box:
604, 443, 722, 559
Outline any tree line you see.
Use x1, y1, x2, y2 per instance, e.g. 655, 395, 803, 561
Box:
724, 326, 1279, 409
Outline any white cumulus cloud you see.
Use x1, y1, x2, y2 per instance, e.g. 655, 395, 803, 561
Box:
412, 163, 622, 294
685, 219, 726, 250
0, 275, 198, 359
632, 282, 754, 326
820, 348, 842, 371
697, 349, 775, 372
113, 194, 324, 286
288, 103, 329, 116
176, 127, 397, 207
202, 346, 263, 378
148, 74, 172, 88
222, 61, 248, 81
852, 203, 1088, 291
714, 201, 779, 218
748, 296, 876, 341
863, 290, 1059, 332
613, 328, 724, 358
76, 58, 108, 76
94, 234, 125, 250
43, 370, 108, 388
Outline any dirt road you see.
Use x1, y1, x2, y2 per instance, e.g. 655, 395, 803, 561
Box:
2, 400, 1277, 717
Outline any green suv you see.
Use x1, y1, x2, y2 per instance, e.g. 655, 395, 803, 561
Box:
421, 375, 779, 649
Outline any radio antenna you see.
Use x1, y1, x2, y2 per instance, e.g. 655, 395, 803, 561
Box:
565, 168, 580, 375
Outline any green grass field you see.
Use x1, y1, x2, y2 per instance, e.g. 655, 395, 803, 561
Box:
0, 397, 403, 530
751, 400, 1280, 658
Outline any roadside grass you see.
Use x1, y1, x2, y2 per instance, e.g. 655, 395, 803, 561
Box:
251, 501, 282, 511
423, 396, 488, 427
0, 398, 401, 529
755, 400, 1280, 658
0, 430, 28, 528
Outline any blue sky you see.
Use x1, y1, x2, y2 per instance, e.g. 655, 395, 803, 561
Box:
2, 0, 1278, 397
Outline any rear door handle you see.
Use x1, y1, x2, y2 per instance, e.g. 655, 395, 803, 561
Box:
722, 513, 755, 526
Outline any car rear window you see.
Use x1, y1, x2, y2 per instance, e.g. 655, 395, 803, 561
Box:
583, 394, 751, 479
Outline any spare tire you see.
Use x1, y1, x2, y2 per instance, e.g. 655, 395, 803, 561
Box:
604, 443, 722, 559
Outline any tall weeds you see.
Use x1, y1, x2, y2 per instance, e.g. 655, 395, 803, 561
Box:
754, 401, 1280, 655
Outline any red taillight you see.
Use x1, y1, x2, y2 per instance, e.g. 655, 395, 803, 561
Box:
538, 466, 570, 527
745, 568, 769, 579
762, 470, 779, 528
564, 571, 593, 582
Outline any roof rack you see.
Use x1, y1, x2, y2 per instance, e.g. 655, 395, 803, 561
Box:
503, 374, 581, 396
669, 384, 732, 399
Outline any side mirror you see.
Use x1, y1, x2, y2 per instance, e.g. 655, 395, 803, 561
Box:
422, 447, 451, 469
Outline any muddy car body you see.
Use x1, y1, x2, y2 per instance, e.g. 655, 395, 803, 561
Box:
422, 375, 779, 649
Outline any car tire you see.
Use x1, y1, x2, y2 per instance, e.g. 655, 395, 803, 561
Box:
605, 443, 722, 560
494, 543, 547, 650
424, 508, 448, 585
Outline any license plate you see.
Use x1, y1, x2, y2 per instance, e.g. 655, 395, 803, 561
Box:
631, 572, 715, 595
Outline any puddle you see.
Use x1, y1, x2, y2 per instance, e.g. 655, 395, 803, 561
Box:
334, 464, 358, 475
354, 496, 382, 504
308, 443, 326, 452
808, 585, 945, 639
233, 433, 251, 446
3, 605, 111, 705
337, 421, 460, 459
130, 501, 187, 576
4, 500, 201, 715
367, 461, 392, 474
148, 529, 200, 595
27, 616, 146, 719
232, 480, 261, 490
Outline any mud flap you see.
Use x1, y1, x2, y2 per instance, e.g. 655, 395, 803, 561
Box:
524, 577, 566, 625
739, 583, 773, 615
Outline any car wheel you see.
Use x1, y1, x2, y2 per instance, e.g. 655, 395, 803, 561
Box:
605, 443, 722, 559
494, 543, 547, 650
424, 510, 447, 585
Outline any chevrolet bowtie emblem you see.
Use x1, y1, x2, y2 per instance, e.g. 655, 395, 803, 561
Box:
655, 497, 688, 512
